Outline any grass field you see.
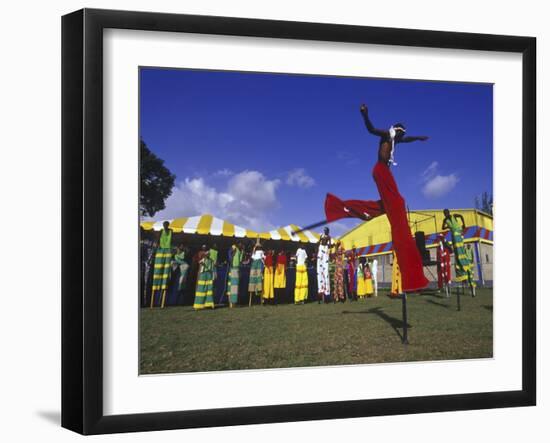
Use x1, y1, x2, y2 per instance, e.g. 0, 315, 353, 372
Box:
140, 288, 493, 374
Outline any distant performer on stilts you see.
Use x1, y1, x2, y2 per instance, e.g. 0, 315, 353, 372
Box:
151, 221, 173, 308
323, 104, 429, 293
436, 233, 453, 296
442, 209, 476, 297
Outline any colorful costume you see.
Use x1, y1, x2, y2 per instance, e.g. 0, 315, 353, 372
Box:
371, 258, 378, 297
248, 249, 265, 293
316, 238, 331, 299
436, 236, 452, 290
151, 229, 172, 292
209, 248, 219, 282
227, 247, 242, 305
262, 252, 275, 300
391, 252, 402, 296
446, 216, 476, 287
274, 253, 287, 289
172, 249, 189, 292
194, 252, 215, 309
294, 248, 308, 303
324, 161, 428, 292
333, 245, 346, 302
356, 263, 367, 298
346, 249, 357, 298
364, 267, 374, 297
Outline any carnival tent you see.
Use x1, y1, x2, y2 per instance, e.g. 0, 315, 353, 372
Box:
140, 214, 321, 244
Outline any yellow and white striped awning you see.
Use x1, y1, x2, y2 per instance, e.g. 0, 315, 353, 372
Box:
140, 214, 320, 244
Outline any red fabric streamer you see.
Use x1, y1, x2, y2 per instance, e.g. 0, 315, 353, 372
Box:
324, 162, 428, 292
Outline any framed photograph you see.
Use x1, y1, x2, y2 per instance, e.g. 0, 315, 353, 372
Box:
62, 8, 536, 435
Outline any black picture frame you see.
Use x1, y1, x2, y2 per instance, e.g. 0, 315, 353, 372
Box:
61, 8, 536, 435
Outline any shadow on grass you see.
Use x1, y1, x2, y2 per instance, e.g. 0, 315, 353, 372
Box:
482, 305, 493, 312
343, 307, 410, 341
425, 299, 452, 309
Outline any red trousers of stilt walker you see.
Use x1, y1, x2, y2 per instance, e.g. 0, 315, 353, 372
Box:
325, 161, 429, 292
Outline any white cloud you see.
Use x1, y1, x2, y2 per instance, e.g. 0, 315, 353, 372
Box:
212, 168, 234, 177
421, 161, 439, 182
149, 170, 281, 231
420, 161, 459, 199
286, 168, 316, 188
422, 174, 460, 199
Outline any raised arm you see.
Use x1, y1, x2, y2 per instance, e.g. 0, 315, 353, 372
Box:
360, 104, 388, 137
455, 214, 466, 230
399, 135, 429, 143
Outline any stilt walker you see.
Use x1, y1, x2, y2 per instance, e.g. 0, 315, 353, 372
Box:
306, 104, 430, 342
436, 233, 452, 298
151, 221, 173, 308
193, 247, 215, 310
442, 209, 476, 300
226, 243, 243, 308
248, 239, 265, 307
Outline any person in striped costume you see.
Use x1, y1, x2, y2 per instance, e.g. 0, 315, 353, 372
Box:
227, 243, 243, 308
248, 239, 265, 306
442, 209, 476, 297
151, 221, 173, 308
194, 245, 215, 310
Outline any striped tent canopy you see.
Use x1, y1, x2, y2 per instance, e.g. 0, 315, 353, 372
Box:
140, 214, 320, 244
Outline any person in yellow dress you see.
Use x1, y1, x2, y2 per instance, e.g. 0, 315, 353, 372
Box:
356, 257, 367, 299
364, 261, 374, 297
273, 250, 287, 303
262, 249, 275, 304
357, 257, 374, 299
390, 251, 402, 297
294, 246, 308, 304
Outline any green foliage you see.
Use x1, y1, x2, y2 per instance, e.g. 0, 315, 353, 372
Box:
140, 288, 493, 374
140, 140, 175, 217
475, 191, 493, 215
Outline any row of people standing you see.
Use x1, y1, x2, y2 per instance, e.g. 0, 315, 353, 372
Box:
316, 227, 378, 303
142, 222, 379, 310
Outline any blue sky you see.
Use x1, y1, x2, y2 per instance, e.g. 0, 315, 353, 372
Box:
140, 68, 493, 236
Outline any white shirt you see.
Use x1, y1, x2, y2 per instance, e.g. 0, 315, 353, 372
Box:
252, 250, 265, 261
295, 248, 308, 266
371, 259, 378, 281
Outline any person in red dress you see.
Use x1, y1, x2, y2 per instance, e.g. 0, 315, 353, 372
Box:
436, 233, 453, 296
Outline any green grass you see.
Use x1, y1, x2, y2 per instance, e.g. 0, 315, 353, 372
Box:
140, 288, 493, 374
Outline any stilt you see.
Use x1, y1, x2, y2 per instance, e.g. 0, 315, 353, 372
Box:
150, 290, 155, 308
401, 292, 409, 345
248, 292, 253, 307
456, 285, 461, 311
160, 289, 166, 308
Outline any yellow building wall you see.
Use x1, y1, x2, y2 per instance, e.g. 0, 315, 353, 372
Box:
339, 208, 493, 252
